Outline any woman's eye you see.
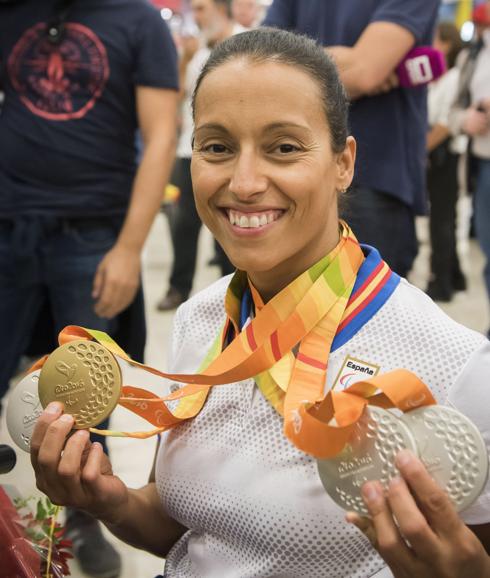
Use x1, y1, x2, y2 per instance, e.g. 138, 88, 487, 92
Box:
203, 143, 229, 154
275, 143, 300, 154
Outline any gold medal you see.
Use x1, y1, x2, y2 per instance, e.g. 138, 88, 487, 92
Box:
38, 340, 122, 428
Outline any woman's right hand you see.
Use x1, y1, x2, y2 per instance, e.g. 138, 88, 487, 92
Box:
30, 402, 129, 525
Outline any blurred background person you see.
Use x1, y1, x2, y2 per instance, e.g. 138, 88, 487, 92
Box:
450, 0, 490, 334
0, 0, 178, 576
426, 21, 466, 302
158, 0, 243, 311
264, 0, 440, 278
232, 0, 261, 29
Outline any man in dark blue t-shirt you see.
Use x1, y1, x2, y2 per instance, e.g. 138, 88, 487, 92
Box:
0, 1, 178, 576
264, 0, 440, 277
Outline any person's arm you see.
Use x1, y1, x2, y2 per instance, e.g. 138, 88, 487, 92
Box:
327, 22, 414, 100
103, 483, 186, 557
30, 404, 186, 558
93, 86, 178, 319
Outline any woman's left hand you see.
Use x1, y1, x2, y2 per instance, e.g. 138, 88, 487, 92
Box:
347, 449, 490, 578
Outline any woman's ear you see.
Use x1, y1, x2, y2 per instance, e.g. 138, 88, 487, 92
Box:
336, 136, 356, 191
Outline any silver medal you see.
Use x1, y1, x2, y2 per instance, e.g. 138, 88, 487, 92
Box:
401, 405, 489, 512
6, 370, 43, 452
317, 405, 419, 516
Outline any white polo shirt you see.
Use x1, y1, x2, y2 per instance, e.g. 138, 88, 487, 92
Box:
156, 273, 490, 578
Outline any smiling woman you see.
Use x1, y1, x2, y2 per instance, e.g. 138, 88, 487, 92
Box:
29, 28, 490, 578
191, 30, 355, 300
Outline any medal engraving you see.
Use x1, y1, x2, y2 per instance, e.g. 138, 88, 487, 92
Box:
38, 340, 122, 428
6, 370, 43, 452
402, 405, 489, 512
317, 406, 418, 516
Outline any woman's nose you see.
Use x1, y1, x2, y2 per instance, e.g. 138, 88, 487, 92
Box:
228, 153, 268, 200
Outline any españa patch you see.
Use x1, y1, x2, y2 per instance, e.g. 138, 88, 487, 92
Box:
333, 355, 380, 391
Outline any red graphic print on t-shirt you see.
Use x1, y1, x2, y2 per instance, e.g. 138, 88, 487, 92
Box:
8, 22, 109, 121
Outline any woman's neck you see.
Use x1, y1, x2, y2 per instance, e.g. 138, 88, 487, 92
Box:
248, 226, 341, 303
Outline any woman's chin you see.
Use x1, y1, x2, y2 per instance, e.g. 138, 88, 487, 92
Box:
226, 253, 282, 274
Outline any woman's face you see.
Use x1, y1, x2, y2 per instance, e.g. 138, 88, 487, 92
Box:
192, 59, 356, 294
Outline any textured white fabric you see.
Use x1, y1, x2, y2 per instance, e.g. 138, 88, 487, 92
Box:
156, 276, 489, 577
428, 68, 467, 154
428, 68, 459, 128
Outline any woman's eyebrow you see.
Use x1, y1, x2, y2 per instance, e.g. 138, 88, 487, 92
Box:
264, 122, 312, 132
194, 123, 229, 136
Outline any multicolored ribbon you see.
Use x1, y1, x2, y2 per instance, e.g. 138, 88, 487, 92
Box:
32, 223, 436, 458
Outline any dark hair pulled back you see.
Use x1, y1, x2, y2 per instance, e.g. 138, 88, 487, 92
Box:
192, 27, 349, 153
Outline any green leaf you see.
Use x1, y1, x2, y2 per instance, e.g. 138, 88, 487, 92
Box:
36, 499, 47, 521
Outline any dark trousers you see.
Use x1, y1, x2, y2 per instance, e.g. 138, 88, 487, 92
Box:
0, 216, 146, 453
427, 147, 463, 287
169, 157, 233, 296
341, 187, 418, 278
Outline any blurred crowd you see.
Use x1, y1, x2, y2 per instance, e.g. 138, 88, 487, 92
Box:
0, 0, 490, 576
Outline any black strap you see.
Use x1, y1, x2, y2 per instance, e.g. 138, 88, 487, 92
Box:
46, 0, 77, 45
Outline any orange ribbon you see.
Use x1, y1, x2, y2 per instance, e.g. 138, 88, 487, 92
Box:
31, 224, 436, 458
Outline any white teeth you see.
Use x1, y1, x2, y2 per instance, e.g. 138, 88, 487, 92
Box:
228, 210, 281, 229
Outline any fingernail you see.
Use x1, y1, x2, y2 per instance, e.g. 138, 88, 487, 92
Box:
396, 449, 414, 468
60, 414, 74, 424
45, 402, 62, 415
389, 476, 403, 488
345, 512, 356, 524
362, 482, 380, 503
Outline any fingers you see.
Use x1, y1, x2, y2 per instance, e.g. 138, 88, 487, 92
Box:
80, 442, 114, 509
386, 475, 438, 559
36, 413, 75, 498
81, 441, 105, 488
395, 450, 462, 538
361, 480, 414, 568
56, 429, 91, 503
94, 273, 139, 318
92, 262, 105, 300
95, 280, 137, 319
30, 402, 64, 467
94, 275, 122, 318
93, 248, 141, 318
346, 512, 378, 547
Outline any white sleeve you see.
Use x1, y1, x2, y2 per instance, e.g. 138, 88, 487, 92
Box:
432, 68, 460, 128
447, 339, 490, 525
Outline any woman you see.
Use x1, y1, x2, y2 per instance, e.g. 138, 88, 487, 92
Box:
31, 29, 490, 577
426, 21, 466, 302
